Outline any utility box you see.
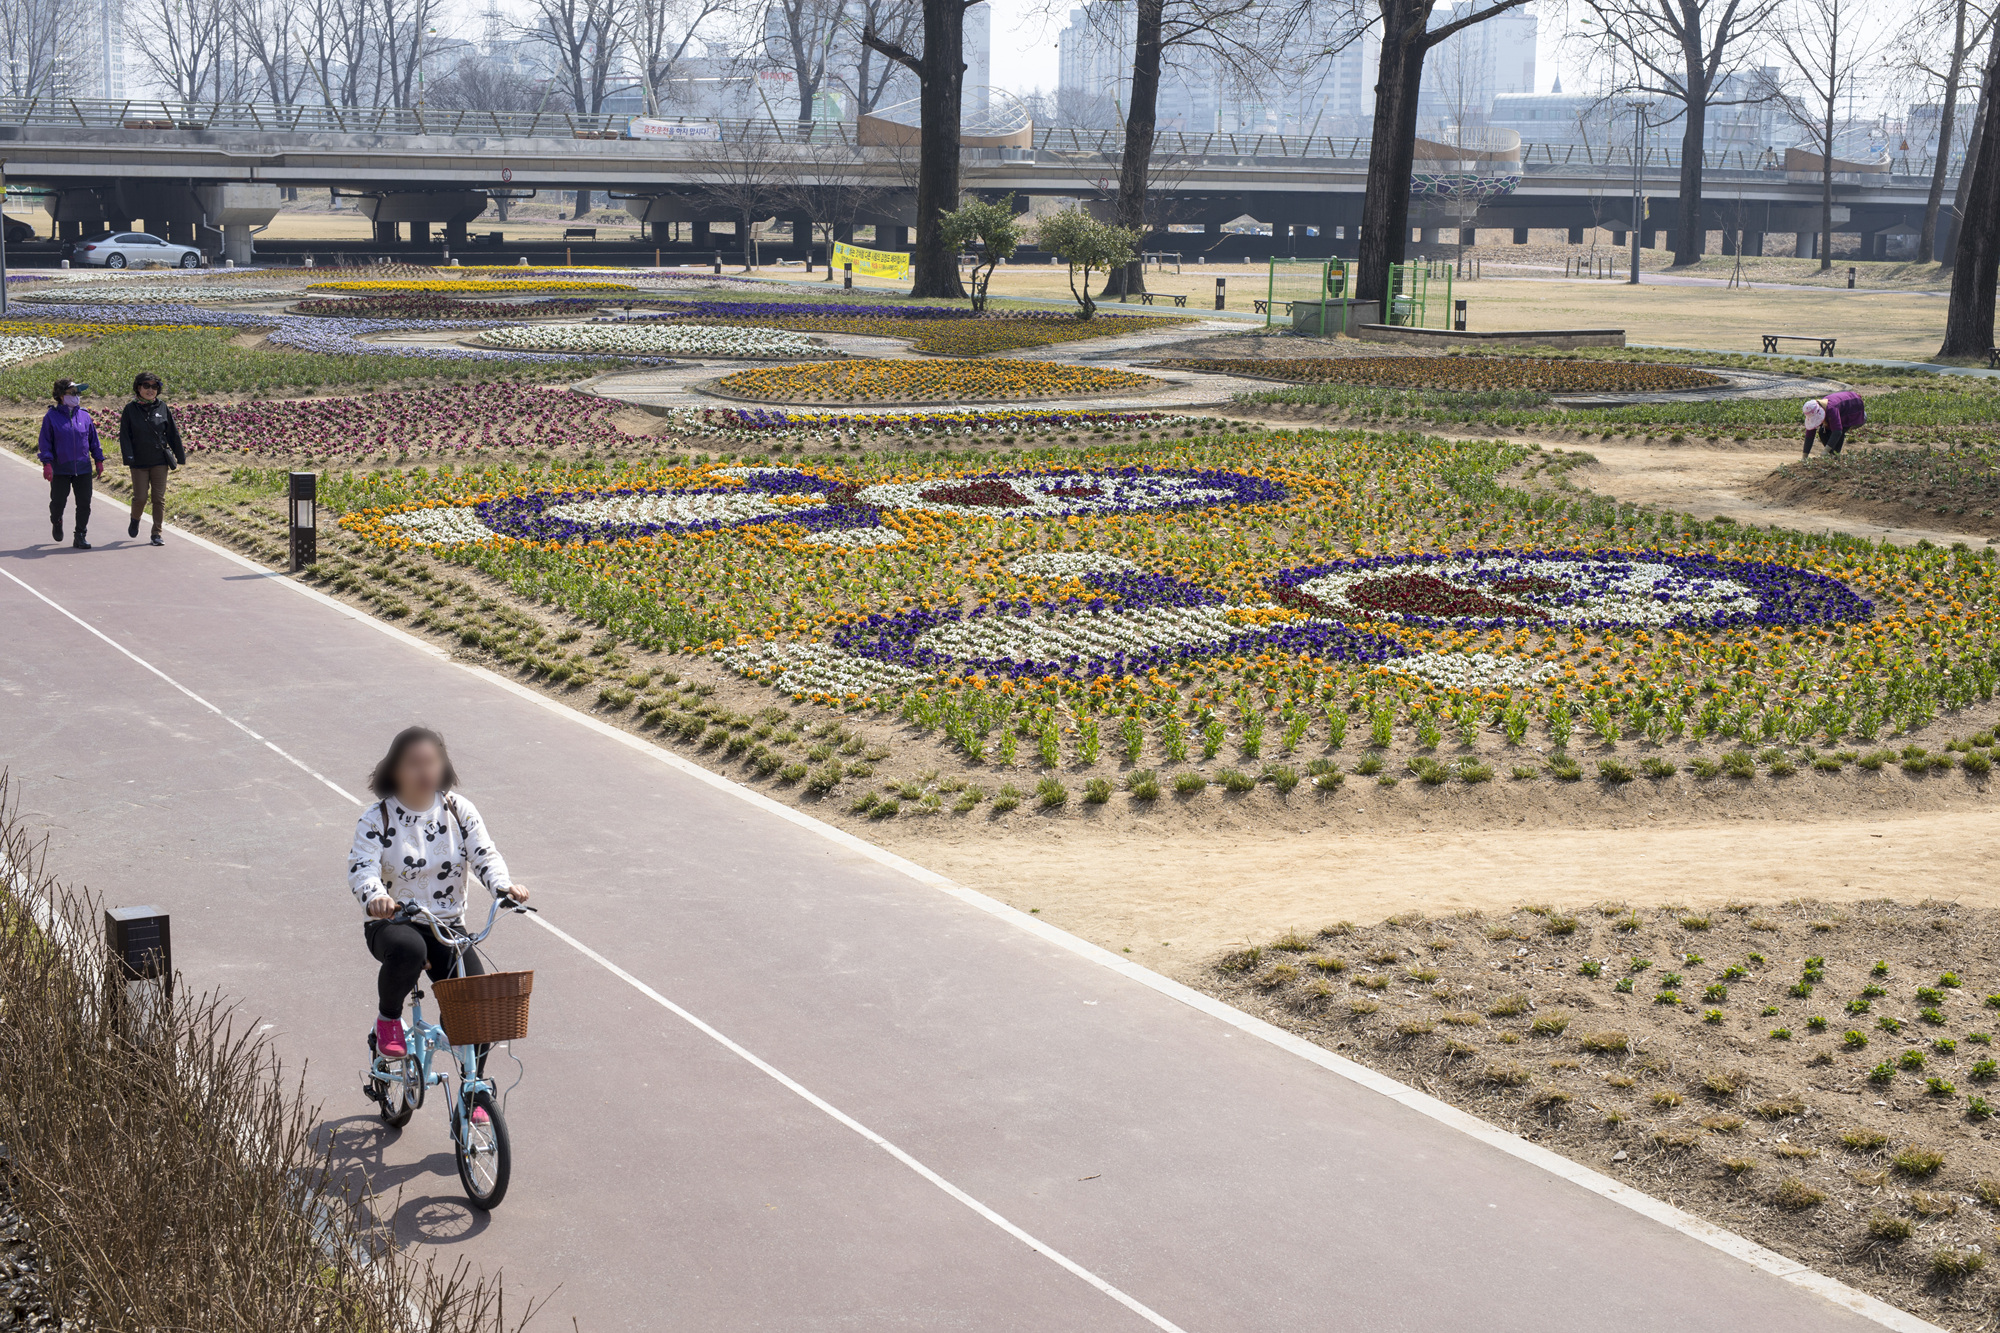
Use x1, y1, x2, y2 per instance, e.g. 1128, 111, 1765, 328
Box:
1290, 299, 1381, 337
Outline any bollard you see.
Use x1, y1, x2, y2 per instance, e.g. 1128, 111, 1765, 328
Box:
288, 471, 318, 571
713, 251, 722, 274
656, 248, 662, 267
844, 262, 853, 289
105, 905, 172, 1042
1847, 266, 1856, 289
1215, 277, 1226, 310
1454, 298, 1467, 331
566, 246, 572, 266
806, 247, 815, 274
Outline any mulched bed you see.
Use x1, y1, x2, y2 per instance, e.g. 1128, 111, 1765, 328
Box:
1756, 449, 2000, 537
1149, 355, 1724, 393
0, 1165, 69, 1330
1201, 898, 2000, 1331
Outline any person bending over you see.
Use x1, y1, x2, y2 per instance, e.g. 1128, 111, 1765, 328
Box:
347, 727, 532, 1120
1802, 390, 1865, 458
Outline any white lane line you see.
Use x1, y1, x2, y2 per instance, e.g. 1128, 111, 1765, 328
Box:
0, 456, 1937, 1333
0, 566, 363, 806
0, 560, 1189, 1333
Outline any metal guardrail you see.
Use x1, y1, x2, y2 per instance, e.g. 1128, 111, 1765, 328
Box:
0, 95, 1965, 179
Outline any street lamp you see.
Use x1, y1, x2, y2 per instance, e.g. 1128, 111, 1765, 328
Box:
1627, 100, 1652, 285
288, 472, 317, 571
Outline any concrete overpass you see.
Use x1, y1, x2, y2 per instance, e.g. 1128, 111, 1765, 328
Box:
0, 96, 1955, 264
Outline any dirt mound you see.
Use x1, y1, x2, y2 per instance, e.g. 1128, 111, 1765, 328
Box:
1753, 452, 2000, 538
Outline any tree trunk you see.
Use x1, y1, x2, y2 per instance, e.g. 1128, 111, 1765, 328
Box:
1818, 114, 1835, 272
1944, 29, 1998, 268
1356, 12, 1429, 309
1941, 37, 2000, 355
1920, 0, 1969, 264
1672, 80, 1707, 267
906, 0, 968, 298
576, 189, 594, 220
1103, 0, 1163, 299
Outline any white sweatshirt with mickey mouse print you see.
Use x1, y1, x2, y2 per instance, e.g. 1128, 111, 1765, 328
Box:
348, 793, 515, 919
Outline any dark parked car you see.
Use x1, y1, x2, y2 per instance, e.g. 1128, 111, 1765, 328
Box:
3, 215, 38, 245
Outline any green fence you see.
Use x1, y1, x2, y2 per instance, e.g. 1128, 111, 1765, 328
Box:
1262, 258, 1355, 329
1385, 261, 1452, 328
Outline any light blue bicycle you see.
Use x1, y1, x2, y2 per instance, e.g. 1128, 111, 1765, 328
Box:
362, 894, 534, 1210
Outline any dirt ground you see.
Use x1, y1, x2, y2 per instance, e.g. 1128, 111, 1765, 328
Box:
1201, 899, 2000, 1332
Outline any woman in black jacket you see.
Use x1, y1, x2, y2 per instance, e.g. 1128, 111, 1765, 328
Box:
119, 371, 185, 546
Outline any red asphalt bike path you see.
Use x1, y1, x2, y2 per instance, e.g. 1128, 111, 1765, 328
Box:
0, 458, 1906, 1332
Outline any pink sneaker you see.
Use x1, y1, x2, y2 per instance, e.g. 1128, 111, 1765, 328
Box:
374, 1017, 406, 1058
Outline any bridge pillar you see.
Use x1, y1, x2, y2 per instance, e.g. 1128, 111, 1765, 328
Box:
1796, 230, 1817, 259
374, 219, 398, 244
1567, 226, 1584, 244
1744, 231, 1764, 256
1640, 227, 1657, 249
59, 220, 84, 242
1511, 227, 1527, 245
791, 217, 811, 249
1611, 229, 1626, 247
1416, 226, 1437, 245
1457, 227, 1475, 246
1721, 229, 1737, 255
445, 219, 468, 247
692, 220, 710, 248
410, 221, 430, 246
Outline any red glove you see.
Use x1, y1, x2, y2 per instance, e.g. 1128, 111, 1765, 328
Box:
42, 463, 52, 481
93, 462, 103, 478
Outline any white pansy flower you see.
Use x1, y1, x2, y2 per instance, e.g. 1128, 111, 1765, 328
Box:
715, 641, 926, 696
1008, 552, 1139, 577
1382, 652, 1560, 690
858, 472, 1236, 517
382, 507, 498, 544
541, 492, 786, 527
0, 336, 63, 366
804, 526, 905, 547
477, 323, 827, 357
1296, 557, 1760, 628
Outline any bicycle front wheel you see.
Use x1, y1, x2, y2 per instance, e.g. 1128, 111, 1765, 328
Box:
456, 1091, 511, 1210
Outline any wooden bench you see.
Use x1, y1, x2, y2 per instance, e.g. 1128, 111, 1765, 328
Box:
1250, 299, 1295, 316
1135, 292, 1188, 307
563, 227, 597, 241
1762, 334, 1837, 356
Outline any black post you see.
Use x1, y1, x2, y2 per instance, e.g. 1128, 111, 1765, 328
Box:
1215, 277, 1226, 310
1847, 266, 1856, 288
1454, 298, 1467, 331
288, 471, 317, 571
0, 157, 8, 317
712, 251, 722, 274
844, 262, 853, 289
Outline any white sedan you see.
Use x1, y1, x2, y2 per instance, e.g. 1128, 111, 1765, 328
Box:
67, 231, 204, 269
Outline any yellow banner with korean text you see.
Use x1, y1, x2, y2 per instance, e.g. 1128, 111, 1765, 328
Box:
832, 241, 910, 281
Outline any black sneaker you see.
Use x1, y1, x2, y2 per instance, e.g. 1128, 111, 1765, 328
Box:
72, 537, 90, 550
150, 533, 164, 547
128, 516, 140, 538
51, 520, 61, 542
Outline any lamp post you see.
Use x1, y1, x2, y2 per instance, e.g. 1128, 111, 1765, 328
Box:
288, 472, 317, 571
1627, 100, 1652, 286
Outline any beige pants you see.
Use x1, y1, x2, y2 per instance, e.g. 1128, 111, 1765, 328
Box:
129, 465, 169, 536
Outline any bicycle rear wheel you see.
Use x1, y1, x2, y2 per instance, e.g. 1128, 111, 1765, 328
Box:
456, 1091, 510, 1210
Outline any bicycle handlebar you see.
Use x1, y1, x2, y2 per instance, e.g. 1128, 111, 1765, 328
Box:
390, 890, 535, 946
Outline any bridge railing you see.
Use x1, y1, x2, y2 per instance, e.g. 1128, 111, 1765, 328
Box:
0, 94, 1964, 180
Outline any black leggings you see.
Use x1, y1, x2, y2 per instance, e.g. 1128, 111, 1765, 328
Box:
364, 918, 487, 1019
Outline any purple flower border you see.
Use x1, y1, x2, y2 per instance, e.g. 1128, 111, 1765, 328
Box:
1271, 548, 1874, 631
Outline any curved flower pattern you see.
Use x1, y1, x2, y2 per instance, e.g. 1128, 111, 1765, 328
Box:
713, 358, 1161, 403
470, 470, 878, 544
857, 466, 1284, 518
825, 569, 1407, 684
1273, 550, 1872, 631
475, 323, 830, 358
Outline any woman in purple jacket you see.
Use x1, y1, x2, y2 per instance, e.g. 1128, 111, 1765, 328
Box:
38, 378, 104, 550
1802, 391, 1865, 459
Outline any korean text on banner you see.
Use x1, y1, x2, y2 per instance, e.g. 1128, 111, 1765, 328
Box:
626, 118, 721, 141
832, 241, 911, 280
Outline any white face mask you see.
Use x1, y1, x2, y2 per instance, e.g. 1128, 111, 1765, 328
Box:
60, 395, 80, 408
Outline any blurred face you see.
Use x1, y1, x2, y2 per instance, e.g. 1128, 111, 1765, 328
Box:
394, 740, 446, 805
138, 382, 159, 400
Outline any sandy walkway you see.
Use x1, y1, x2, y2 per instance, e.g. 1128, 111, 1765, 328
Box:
890, 806, 2000, 977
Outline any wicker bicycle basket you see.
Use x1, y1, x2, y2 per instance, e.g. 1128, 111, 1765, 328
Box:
431, 970, 534, 1045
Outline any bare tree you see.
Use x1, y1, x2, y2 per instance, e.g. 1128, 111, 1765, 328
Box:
1896, 0, 1994, 262
621, 0, 736, 115
1574, 0, 1780, 266
131, 0, 247, 101
777, 133, 885, 266
1069, 0, 1305, 298
0, 0, 80, 98
1770, 0, 1881, 271
1352, 0, 1535, 309
1941, 27, 2000, 351
863, 0, 975, 297
691, 134, 791, 267
836, 0, 922, 113
761, 0, 840, 132
297, 0, 382, 105
426, 55, 550, 110
528, 0, 628, 212
231, 0, 316, 104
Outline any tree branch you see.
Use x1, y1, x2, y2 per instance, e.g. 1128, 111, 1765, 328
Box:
862, 21, 921, 76
1421, 0, 1531, 50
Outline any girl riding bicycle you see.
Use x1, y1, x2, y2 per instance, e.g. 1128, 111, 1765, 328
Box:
348, 728, 531, 1100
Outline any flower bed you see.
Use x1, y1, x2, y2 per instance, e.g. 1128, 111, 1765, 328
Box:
307, 279, 637, 294
176, 383, 629, 460
710, 358, 1163, 403
633, 306, 1184, 357
677, 406, 1218, 439
289, 294, 623, 320
14, 285, 299, 304
0, 335, 63, 366
1155, 356, 1724, 393
324, 430, 1999, 769
0, 318, 228, 340
475, 323, 832, 358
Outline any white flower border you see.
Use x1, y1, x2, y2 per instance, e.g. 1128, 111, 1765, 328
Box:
1297, 557, 1761, 628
